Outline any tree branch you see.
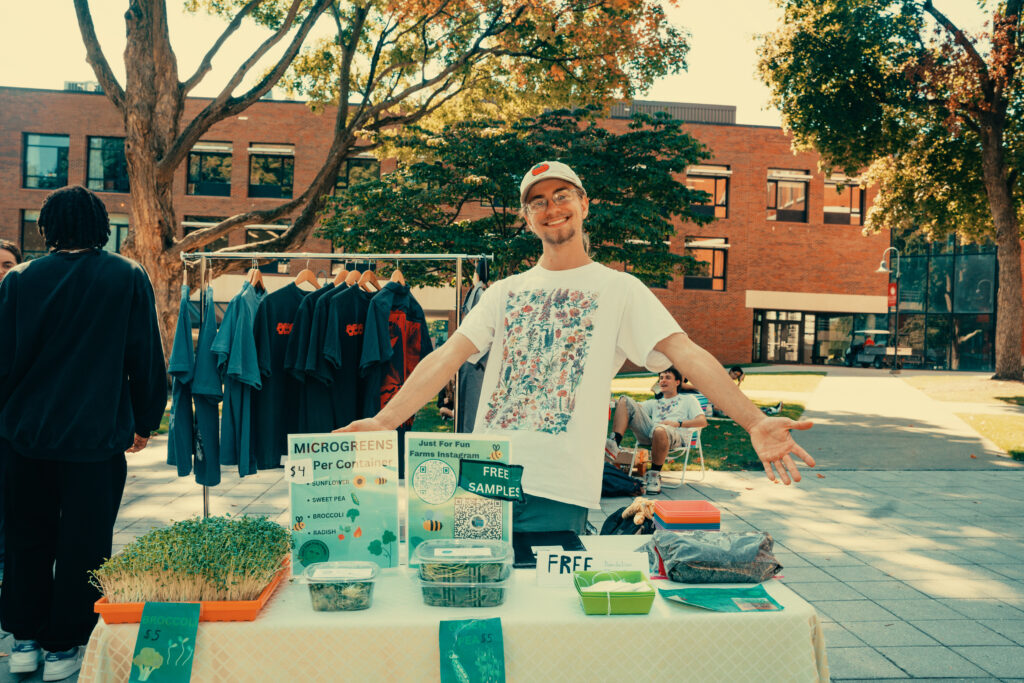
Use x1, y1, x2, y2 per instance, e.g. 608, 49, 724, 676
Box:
73, 0, 126, 109
158, 0, 333, 182
922, 0, 992, 95
181, 0, 263, 95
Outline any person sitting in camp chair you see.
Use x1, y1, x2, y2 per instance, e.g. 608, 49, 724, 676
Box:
605, 367, 707, 494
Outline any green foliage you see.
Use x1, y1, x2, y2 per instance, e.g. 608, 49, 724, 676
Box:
319, 107, 711, 286
758, 0, 1024, 242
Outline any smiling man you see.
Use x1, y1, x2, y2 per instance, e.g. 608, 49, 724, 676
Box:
339, 161, 814, 532
607, 367, 707, 494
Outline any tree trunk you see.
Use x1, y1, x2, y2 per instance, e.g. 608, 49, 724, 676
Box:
979, 121, 1024, 380
121, 0, 185, 362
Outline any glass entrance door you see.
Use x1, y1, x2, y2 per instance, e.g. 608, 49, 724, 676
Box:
766, 321, 801, 362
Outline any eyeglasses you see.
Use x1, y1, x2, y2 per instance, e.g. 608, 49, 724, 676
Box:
524, 190, 579, 215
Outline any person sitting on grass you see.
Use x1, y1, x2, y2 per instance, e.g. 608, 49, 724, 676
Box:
605, 367, 708, 494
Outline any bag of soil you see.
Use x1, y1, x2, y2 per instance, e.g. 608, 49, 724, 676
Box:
644, 530, 781, 583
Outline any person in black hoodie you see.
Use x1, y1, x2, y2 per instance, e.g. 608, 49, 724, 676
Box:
0, 186, 167, 681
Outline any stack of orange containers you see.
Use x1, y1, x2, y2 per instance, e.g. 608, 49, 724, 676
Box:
653, 500, 720, 531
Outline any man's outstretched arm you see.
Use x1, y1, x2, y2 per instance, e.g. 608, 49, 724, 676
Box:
655, 332, 815, 484
335, 333, 479, 432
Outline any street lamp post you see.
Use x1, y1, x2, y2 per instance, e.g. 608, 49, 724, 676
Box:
877, 247, 901, 374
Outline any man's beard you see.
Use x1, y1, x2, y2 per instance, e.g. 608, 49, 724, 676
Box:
538, 223, 577, 247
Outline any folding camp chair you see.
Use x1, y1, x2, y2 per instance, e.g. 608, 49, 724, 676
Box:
658, 427, 706, 488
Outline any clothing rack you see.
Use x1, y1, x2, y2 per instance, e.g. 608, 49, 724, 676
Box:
180, 251, 493, 517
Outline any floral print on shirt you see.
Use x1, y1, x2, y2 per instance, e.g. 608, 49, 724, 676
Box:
483, 287, 597, 434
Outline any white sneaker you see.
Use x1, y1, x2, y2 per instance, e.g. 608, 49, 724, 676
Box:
42, 646, 83, 681
9, 639, 41, 673
604, 437, 620, 461
645, 470, 662, 495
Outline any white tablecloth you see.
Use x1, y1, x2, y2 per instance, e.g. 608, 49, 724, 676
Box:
80, 537, 828, 682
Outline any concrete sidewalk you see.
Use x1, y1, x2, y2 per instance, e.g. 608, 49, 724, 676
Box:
4, 366, 1024, 681
600, 366, 1024, 681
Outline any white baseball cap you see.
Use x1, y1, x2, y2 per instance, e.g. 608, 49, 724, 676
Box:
519, 161, 585, 205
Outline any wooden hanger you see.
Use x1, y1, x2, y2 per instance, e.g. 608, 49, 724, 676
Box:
294, 259, 320, 290
358, 268, 381, 292
333, 264, 349, 286
345, 269, 361, 286
390, 260, 405, 285
246, 258, 265, 293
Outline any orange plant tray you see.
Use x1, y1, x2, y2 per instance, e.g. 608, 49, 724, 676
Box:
94, 559, 289, 624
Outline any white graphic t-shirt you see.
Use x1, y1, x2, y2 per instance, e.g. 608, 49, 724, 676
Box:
641, 393, 704, 423
641, 393, 704, 443
456, 262, 683, 508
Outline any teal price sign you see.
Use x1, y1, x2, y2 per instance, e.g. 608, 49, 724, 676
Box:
438, 617, 505, 683
129, 602, 200, 682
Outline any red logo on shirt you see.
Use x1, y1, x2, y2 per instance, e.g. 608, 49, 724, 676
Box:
346, 323, 364, 337
276, 322, 294, 335
531, 163, 550, 176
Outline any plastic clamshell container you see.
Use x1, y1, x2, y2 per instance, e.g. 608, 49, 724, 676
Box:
304, 561, 378, 611
94, 558, 289, 624
653, 500, 720, 525
573, 570, 655, 616
414, 539, 513, 608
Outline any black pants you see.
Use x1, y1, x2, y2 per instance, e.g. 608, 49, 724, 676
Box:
0, 450, 127, 651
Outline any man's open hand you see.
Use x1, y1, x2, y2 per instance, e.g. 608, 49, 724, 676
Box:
747, 417, 815, 484
334, 418, 389, 433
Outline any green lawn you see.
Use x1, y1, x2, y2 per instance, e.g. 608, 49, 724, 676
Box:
957, 413, 1024, 461
903, 375, 1024, 405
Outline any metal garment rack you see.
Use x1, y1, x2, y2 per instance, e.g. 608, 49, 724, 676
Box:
180, 251, 493, 517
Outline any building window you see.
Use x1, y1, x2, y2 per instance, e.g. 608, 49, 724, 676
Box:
103, 213, 130, 253
767, 169, 810, 222
248, 144, 294, 198
335, 156, 381, 191
246, 223, 291, 274
683, 237, 728, 291
686, 164, 729, 218
23, 134, 70, 189
183, 216, 229, 251
824, 175, 863, 225
188, 142, 233, 196
20, 210, 46, 259
86, 137, 129, 193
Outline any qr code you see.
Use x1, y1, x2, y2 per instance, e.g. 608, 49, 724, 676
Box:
453, 496, 503, 540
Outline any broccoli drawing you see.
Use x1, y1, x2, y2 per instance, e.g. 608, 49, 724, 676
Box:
133, 647, 164, 681
346, 508, 360, 523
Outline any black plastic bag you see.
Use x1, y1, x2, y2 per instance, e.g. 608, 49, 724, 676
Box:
601, 462, 644, 498
600, 506, 655, 535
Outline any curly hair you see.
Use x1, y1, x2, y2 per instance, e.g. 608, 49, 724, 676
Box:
0, 238, 21, 264
37, 186, 110, 251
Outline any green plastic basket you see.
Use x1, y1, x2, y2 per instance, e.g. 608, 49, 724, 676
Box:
573, 570, 655, 616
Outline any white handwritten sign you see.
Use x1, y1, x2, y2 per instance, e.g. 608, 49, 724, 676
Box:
535, 551, 647, 587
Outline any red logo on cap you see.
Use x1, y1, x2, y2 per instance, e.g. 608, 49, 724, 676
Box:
531, 163, 550, 176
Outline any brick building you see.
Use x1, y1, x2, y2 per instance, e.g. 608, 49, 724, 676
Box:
1, 86, 1013, 371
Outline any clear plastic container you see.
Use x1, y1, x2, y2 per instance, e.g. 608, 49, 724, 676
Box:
303, 561, 378, 611
413, 539, 513, 608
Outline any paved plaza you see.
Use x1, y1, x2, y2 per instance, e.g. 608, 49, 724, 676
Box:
3, 366, 1024, 681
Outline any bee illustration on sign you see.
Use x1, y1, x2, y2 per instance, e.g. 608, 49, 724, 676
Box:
375, 476, 388, 485
292, 516, 305, 532
422, 510, 443, 532
490, 443, 503, 461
